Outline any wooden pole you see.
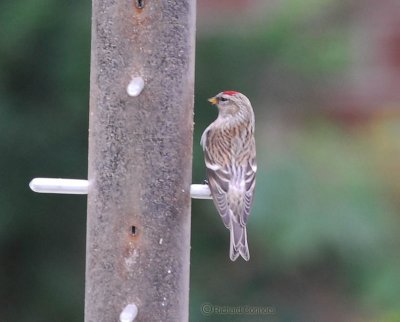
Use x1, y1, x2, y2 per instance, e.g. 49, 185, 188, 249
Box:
85, 0, 196, 321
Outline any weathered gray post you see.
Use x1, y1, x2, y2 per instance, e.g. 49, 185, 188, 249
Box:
85, 0, 196, 321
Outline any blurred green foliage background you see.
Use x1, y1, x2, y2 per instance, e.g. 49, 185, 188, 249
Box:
2, 0, 400, 321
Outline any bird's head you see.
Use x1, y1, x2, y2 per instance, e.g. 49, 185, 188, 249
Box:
208, 91, 253, 122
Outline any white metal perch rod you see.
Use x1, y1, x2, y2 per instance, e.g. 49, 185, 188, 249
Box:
29, 178, 89, 194
29, 178, 212, 199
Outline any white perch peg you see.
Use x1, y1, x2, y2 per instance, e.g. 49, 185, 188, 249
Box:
127, 77, 145, 97
190, 184, 212, 199
119, 303, 138, 322
29, 178, 212, 199
29, 178, 89, 194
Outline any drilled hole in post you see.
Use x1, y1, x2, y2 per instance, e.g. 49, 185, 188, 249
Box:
135, 0, 145, 9
130, 226, 137, 236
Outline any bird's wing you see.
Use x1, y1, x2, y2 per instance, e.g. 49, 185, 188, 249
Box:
241, 156, 257, 225
206, 157, 256, 228
205, 153, 232, 229
203, 125, 257, 229
202, 124, 232, 228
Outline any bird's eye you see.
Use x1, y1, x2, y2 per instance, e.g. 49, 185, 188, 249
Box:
219, 97, 228, 102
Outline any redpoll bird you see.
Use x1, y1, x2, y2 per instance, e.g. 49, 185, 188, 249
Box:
201, 91, 257, 261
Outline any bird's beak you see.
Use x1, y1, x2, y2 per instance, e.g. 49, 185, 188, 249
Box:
208, 97, 218, 105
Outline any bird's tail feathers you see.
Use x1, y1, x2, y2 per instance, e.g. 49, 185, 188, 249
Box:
229, 220, 250, 261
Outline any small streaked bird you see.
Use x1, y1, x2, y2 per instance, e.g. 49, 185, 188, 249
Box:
201, 91, 257, 261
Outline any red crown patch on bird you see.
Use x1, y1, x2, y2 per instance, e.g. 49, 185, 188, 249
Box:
223, 91, 239, 96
